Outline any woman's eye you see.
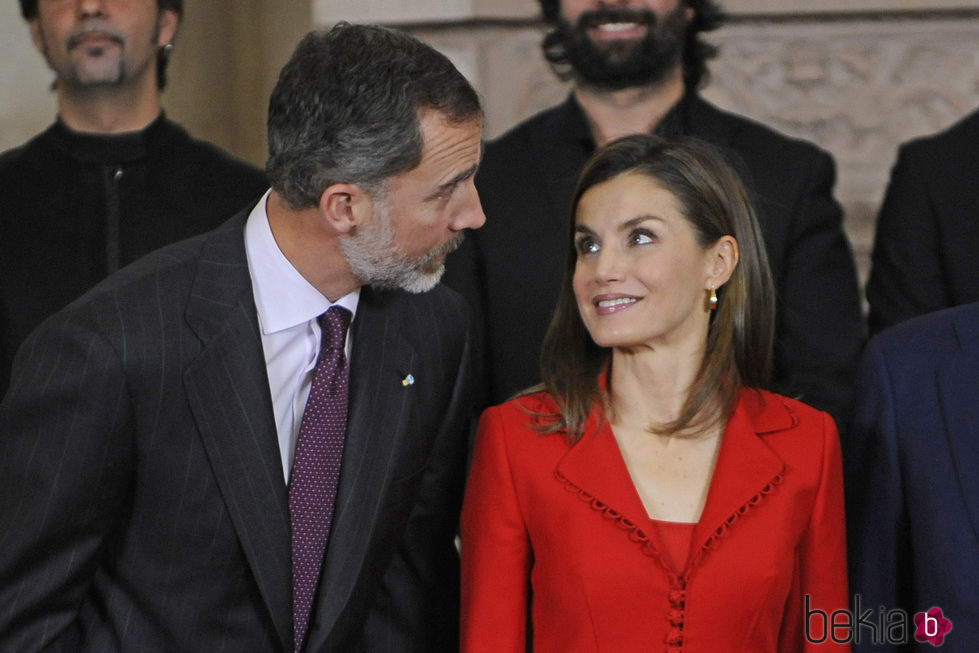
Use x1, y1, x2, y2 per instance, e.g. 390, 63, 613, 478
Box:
629, 230, 654, 246
575, 237, 600, 255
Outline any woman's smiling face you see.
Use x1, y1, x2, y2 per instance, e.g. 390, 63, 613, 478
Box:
572, 171, 718, 352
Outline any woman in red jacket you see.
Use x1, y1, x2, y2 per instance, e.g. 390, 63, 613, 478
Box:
460, 135, 849, 652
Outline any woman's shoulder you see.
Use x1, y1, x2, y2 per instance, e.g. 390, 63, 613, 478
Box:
484, 390, 560, 418
740, 388, 837, 439
736, 389, 841, 479
477, 391, 576, 454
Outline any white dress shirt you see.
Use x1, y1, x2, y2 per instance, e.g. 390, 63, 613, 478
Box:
244, 191, 360, 483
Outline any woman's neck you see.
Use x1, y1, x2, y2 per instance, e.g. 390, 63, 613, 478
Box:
607, 341, 703, 431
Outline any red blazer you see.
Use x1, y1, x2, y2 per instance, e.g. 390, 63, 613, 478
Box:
461, 388, 849, 653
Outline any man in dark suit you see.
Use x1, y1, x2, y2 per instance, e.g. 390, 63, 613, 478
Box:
444, 0, 863, 426
0, 23, 484, 652
845, 302, 979, 651
866, 108, 979, 336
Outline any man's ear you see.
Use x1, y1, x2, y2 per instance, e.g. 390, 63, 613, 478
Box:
28, 19, 46, 57
318, 183, 372, 235
708, 235, 739, 289
157, 9, 180, 48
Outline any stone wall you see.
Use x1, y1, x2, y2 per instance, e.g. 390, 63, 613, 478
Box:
0, 1, 55, 150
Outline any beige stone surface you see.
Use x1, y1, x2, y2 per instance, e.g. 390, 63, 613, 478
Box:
0, 3, 57, 152
724, 0, 979, 12
166, 0, 313, 167
701, 19, 979, 277
312, 0, 979, 23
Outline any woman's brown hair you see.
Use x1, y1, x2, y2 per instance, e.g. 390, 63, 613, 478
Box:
537, 135, 775, 442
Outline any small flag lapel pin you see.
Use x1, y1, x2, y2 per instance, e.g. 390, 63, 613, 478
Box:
401, 374, 415, 387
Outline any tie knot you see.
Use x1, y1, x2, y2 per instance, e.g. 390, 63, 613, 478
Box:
318, 306, 352, 351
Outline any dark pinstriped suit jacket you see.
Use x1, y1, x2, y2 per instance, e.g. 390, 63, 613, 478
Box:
0, 208, 472, 652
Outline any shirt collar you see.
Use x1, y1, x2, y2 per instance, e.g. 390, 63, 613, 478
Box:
244, 190, 360, 335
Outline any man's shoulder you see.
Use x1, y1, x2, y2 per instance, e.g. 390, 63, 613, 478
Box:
0, 140, 31, 169
869, 301, 979, 372
154, 118, 268, 188
483, 101, 572, 160
0, 124, 58, 174
482, 93, 832, 177
688, 94, 828, 163
62, 215, 246, 321
896, 106, 979, 166
73, 233, 210, 308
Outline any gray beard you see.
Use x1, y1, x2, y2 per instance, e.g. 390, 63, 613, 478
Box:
339, 200, 461, 294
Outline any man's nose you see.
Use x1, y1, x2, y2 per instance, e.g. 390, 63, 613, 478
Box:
452, 182, 486, 231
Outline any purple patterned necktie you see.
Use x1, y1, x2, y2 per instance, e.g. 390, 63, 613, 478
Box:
289, 305, 352, 652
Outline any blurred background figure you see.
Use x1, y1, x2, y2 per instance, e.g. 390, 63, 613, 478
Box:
0, 0, 267, 396
866, 108, 979, 336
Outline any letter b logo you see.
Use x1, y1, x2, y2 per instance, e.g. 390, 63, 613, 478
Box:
913, 607, 952, 647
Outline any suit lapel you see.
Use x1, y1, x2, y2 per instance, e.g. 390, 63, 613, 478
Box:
937, 308, 979, 546
556, 410, 651, 532
182, 213, 293, 651
691, 391, 788, 556
306, 288, 417, 649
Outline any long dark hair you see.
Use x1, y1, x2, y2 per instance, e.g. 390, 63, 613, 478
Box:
538, 135, 774, 442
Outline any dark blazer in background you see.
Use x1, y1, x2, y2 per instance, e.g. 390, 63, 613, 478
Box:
0, 209, 472, 652
866, 108, 979, 335
445, 93, 863, 427
845, 302, 979, 651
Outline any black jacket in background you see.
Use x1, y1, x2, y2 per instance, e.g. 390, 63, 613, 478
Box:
866, 107, 979, 336
0, 115, 268, 396
445, 93, 864, 428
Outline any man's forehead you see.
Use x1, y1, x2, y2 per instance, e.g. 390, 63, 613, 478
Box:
417, 110, 483, 167
418, 109, 483, 141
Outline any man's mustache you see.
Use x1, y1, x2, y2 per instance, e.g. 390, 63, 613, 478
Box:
67, 25, 126, 50
430, 231, 465, 260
